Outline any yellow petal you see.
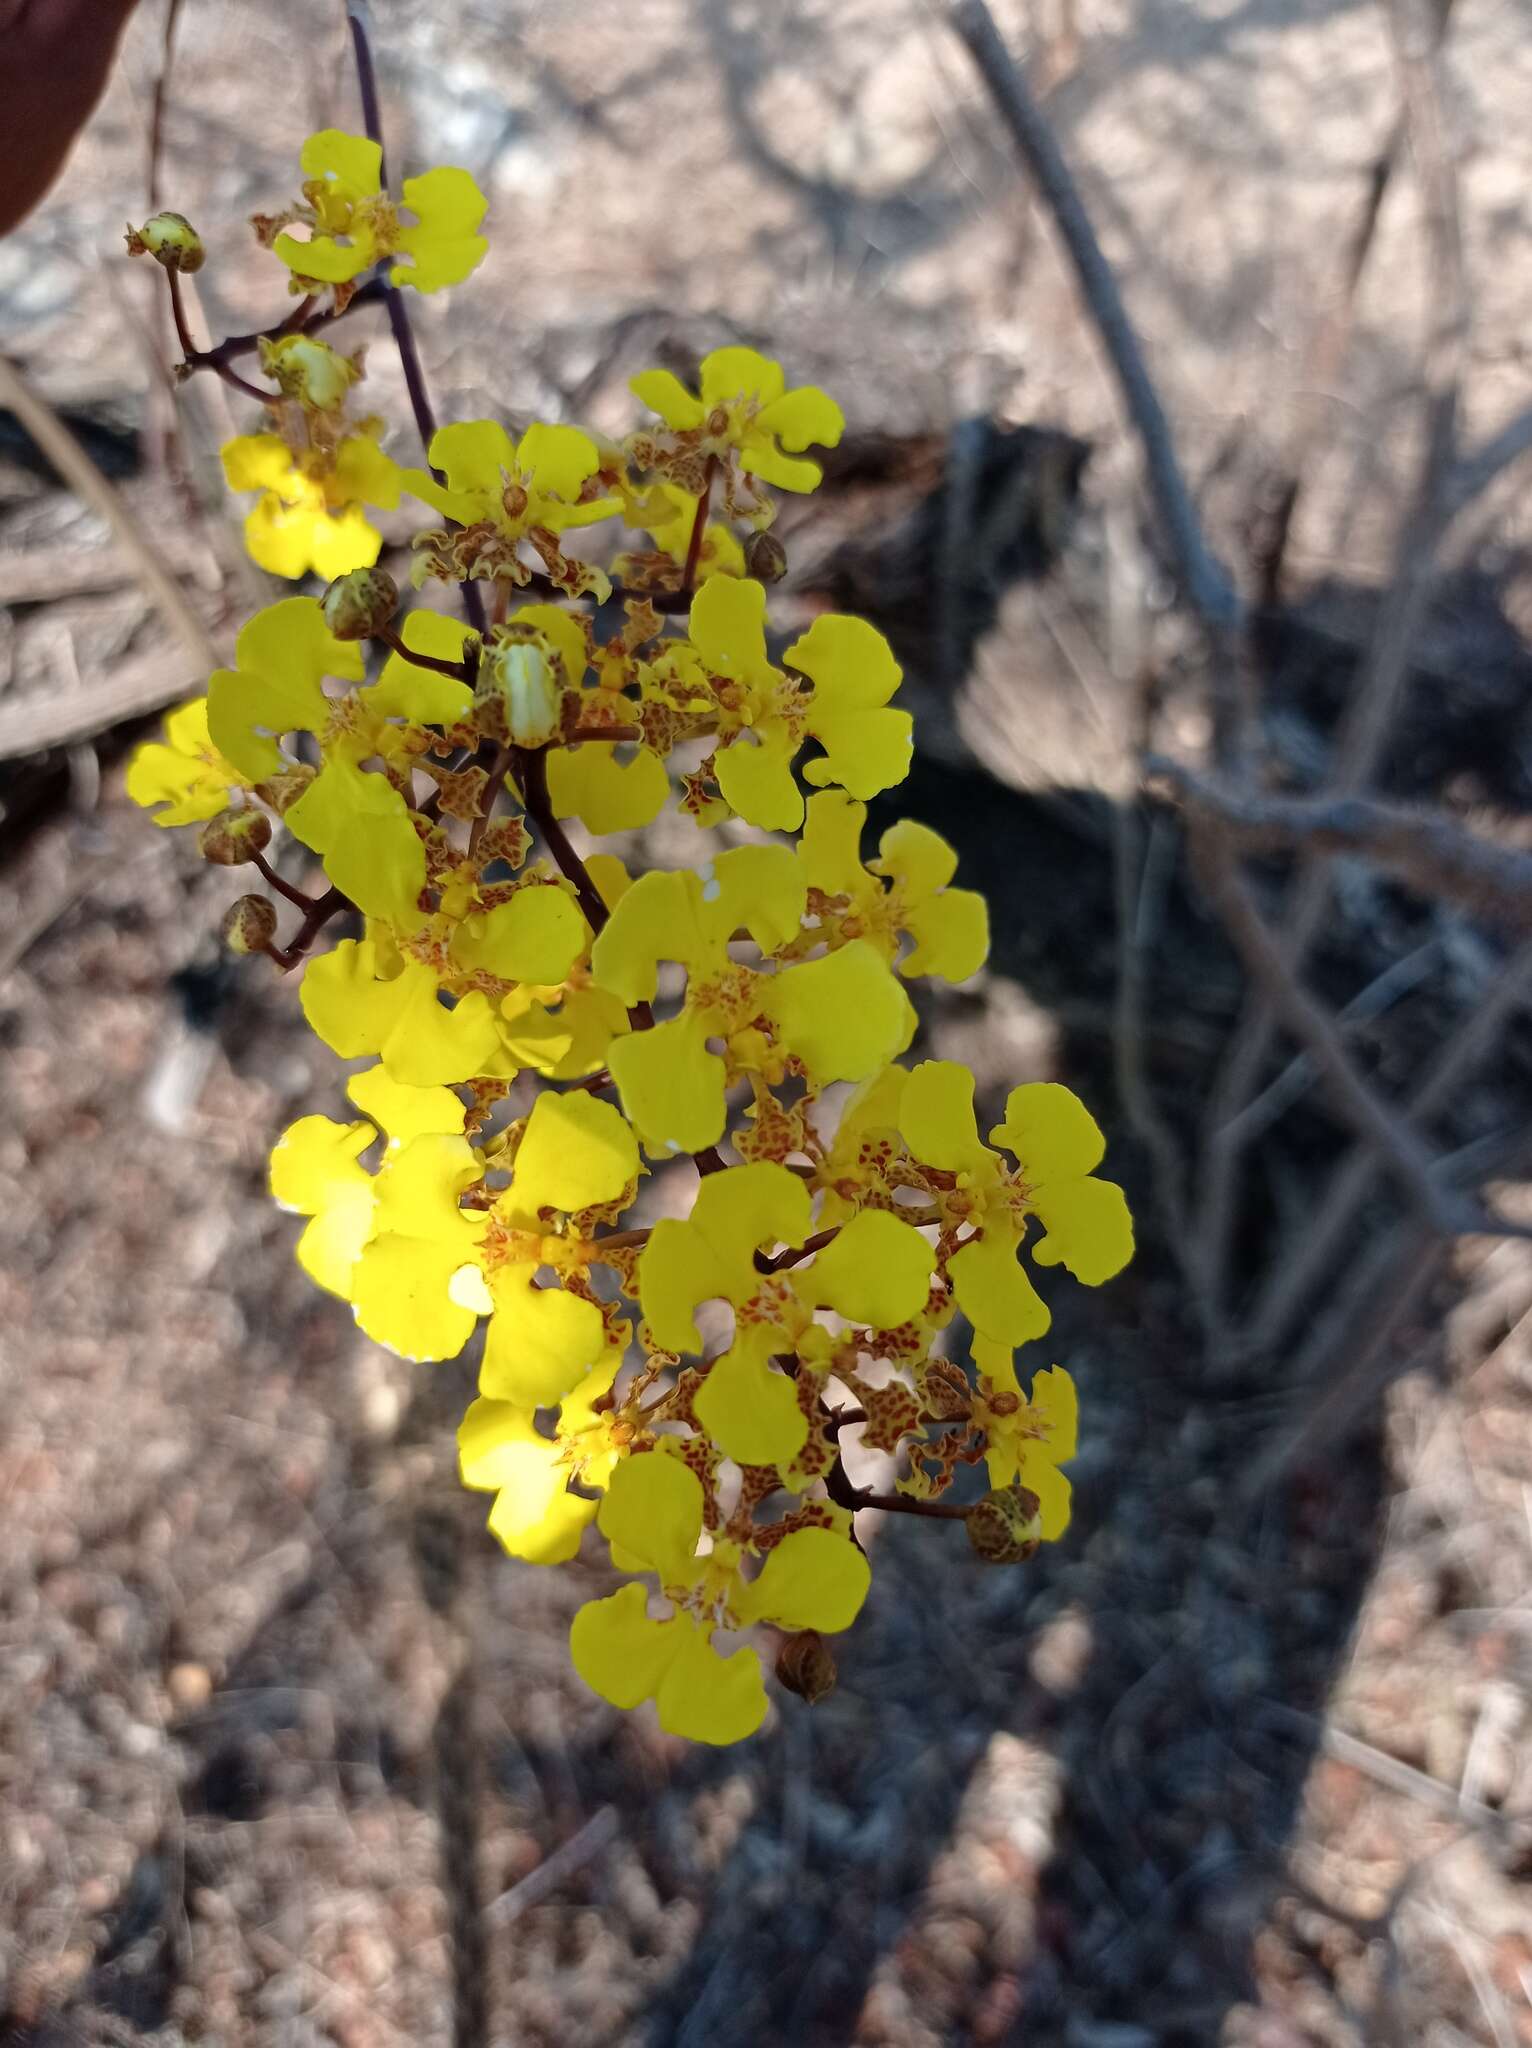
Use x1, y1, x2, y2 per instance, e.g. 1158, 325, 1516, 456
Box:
458, 1397, 597, 1563
571, 1584, 685, 1710
269, 1114, 376, 1297
596, 1448, 703, 1584
299, 128, 382, 198
875, 817, 957, 896
901, 890, 989, 982
765, 941, 916, 1086
754, 384, 845, 453
735, 1525, 870, 1631
269, 1112, 372, 1214
300, 938, 404, 1060
898, 1060, 986, 1173
785, 613, 902, 710
655, 1621, 768, 1744
687, 575, 772, 684
802, 706, 913, 800
589, 869, 708, 1004
393, 166, 489, 292
206, 596, 363, 781
284, 758, 427, 926
991, 1082, 1106, 1179
454, 886, 585, 984
480, 1266, 608, 1408
306, 504, 383, 582
546, 743, 668, 834
629, 367, 706, 431
639, 1162, 811, 1351
511, 1089, 638, 1216
713, 727, 804, 831
1030, 1363, 1079, 1464
706, 843, 807, 954
693, 1338, 806, 1467
699, 347, 784, 408
273, 227, 375, 285
798, 789, 867, 895
429, 418, 516, 500
795, 1209, 933, 1329
345, 1066, 465, 1145
1028, 1177, 1135, 1287
124, 697, 242, 826
738, 442, 823, 493
1017, 1442, 1073, 1540
518, 422, 603, 503
370, 607, 475, 723
350, 1233, 482, 1361
949, 1227, 1052, 1346
608, 1012, 727, 1158
221, 433, 295, 494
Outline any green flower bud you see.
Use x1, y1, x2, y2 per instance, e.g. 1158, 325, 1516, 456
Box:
125, 212, 205, 274
965, 1483, 1042, 1566
259, 334, 359, 412
323, 566, 398, 641
197, 809, 273, 866
220, 893, 279, 956
775, 1629, 837, 1705
485, 636, 561, 747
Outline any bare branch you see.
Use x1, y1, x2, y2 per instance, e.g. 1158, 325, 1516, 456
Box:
1187, 824, 1491, 1243
1191, 1, 1470, 1320
1151, 758, 1532, 934
946, 1, 1242, 651
1243, 939, 1532, 1357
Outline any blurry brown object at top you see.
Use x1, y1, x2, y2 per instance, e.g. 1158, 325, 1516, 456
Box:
1, 0, 141, 235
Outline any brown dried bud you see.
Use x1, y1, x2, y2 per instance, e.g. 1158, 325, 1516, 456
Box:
254, 765, 317, 816
921, 1358, 973, 1421
965, 1483, 1043, 1566
220, 894, 279, 956
197, 808, 272, 866
775, 1629, 837, 1705
743, 529, 788, 583
323, 566, 398, 641
125, 212, 205, 273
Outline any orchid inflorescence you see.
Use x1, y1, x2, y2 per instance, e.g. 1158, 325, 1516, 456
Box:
124, 124, 1132, 1744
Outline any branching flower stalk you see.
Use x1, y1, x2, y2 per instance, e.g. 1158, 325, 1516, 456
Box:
123, 111, 1133, 1743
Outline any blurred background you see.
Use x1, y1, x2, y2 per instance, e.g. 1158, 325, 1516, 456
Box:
3, 1, 1532, 2043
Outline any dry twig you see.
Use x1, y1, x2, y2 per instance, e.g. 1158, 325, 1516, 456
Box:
1151, 758, 1532, 935
0, 354, 220, 678
946, 1, 1246, 754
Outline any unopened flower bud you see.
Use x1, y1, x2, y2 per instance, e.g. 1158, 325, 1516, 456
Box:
323, 566, 398, 641
921, 1359, 973, 1422
254, 765, 317, 815
485, 636, 561, 747
259, 333, 358, 411
743, 529, 788, 583
198, 809, 272, 866
220, 893, 279, 956
125, 212, 205, 273
775, 1629, 837, 1705
965, 1483, 1042, 1566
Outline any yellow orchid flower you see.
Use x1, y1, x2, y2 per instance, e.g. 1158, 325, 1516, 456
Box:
272, 129, 488, 295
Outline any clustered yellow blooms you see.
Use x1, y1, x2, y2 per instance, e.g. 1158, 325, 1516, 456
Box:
126, 133, 1133, 1745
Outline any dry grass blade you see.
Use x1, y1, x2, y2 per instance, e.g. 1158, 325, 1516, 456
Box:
0, 354, 219, 678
